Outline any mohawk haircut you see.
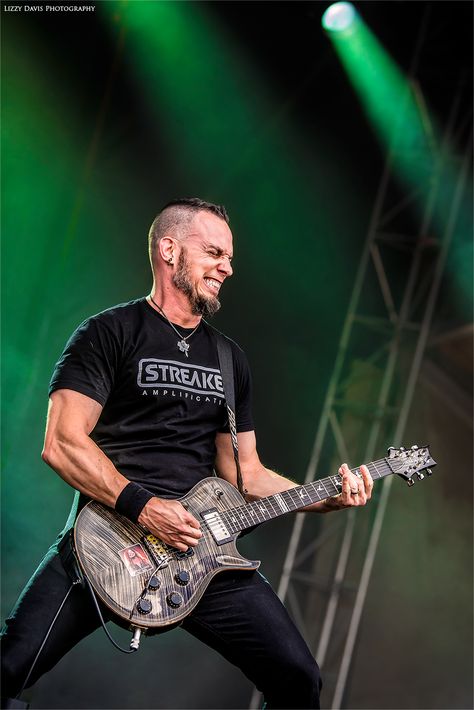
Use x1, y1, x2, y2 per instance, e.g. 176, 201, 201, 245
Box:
148, 198, 229, 265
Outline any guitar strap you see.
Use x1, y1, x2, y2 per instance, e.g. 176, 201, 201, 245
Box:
213, 330, 247, 498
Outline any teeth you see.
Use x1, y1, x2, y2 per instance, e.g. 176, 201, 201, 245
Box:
204, 278, 220, 291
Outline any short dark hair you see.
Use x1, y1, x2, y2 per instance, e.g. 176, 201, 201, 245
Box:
148, 198, 229, 265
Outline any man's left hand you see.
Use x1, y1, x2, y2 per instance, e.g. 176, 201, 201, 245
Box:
331, 463, 373, 509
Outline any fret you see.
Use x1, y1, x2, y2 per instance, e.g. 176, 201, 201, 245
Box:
289, 489, 303, 513
243, 508, 256, 526
329, 476, 342, 496
248, 502, 265, 523
222, 514, 239, 533
318, 478, 332, 498
252, 501, 270, 522
369, 460, 383, 479
282, 488, 300, 512
249, 504, 261, 523
267, 495, 280, 518
227, 512, 240, 530
310, 479, 329, 500
324, 476, 337, 497
256, 500, 272, 521
257, 503, 269, 522
238, 509, 251, 527
325, 477, 336, 495
292, 485, 313, 507
274, 493, 291, 514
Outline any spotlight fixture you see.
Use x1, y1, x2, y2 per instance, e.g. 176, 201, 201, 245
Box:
322, 2, 357, 32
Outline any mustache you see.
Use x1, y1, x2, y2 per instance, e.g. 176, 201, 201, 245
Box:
172, 251, 221, 319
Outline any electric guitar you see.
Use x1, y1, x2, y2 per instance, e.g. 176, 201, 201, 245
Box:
74, 445, 435, 634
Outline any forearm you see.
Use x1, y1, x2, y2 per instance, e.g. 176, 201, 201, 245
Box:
42, 433, 129, 507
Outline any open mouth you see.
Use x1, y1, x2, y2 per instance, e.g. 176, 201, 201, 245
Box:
203, 278, 222, 295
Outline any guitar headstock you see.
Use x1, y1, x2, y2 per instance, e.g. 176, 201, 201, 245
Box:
386, 445, 436, 486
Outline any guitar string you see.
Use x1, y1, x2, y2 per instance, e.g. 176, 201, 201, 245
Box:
245, 451, 428, 529
219, 456, 403, 532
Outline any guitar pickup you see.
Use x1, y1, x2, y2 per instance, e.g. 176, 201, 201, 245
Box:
201, 508, 233, 545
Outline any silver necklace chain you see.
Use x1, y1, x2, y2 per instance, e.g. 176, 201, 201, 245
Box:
149, 295, 200, 358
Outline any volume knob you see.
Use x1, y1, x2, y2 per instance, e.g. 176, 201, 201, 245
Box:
147, 576, 161, 591
136, 598, 152, 615
175, 570, 190, 586
166, 592, 183, 609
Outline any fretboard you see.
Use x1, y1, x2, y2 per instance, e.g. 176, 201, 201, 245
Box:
220, 458, 392, 534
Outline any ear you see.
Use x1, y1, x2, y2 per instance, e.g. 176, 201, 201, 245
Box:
158, 236, 177, 265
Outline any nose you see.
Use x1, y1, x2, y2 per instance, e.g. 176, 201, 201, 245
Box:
218, 256, 233, 277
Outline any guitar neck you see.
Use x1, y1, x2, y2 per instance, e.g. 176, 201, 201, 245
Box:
220, 458, 393, 533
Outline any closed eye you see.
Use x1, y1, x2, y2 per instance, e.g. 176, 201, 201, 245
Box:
206, 248, 232, 262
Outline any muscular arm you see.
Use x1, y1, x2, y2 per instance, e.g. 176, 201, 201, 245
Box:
42, 389, 127, 504
215, 431, 372, 512
42, 389, 202, 550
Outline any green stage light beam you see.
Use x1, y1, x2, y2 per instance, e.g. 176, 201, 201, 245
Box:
322, 4, 472, 316
323, 6, 434, 177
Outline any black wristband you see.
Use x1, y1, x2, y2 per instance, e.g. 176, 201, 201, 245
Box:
115, 482, 154, 523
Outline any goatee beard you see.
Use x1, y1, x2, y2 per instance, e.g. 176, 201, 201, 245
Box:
172, 249, 221, 318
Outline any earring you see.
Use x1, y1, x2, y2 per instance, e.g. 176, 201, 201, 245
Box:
168, 256, 173, 265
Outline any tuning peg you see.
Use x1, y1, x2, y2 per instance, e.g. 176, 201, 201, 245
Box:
426, 468, 432, 476
407, 478, 415, 487
400, 447, 405, 452
416, 472, 425, 480
411, 445, 418, 450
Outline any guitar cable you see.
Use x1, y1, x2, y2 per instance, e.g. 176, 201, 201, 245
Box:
83, 575, 139, 655
62, 529, 140, 655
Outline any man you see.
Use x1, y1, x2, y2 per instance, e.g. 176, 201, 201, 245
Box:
1, 198, 373, 709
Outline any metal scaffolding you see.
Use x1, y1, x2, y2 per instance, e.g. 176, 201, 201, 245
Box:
250, 16, 472, 710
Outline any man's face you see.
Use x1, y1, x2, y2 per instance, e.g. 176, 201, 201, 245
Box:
172, 211, 233, 318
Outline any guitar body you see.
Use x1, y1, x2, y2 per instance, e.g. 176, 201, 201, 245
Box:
74, 477, 260, 632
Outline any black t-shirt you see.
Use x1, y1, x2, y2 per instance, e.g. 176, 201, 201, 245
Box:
49, 298, 254, 498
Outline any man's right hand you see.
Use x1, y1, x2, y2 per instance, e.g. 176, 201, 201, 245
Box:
138, 498, 202, 551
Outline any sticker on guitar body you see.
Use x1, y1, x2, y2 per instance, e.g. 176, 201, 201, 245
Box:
119, 544, 154, 577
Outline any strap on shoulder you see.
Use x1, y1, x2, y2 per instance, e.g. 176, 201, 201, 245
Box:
212, 329, 247, 497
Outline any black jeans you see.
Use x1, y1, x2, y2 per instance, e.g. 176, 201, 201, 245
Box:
1, 537, 321, 709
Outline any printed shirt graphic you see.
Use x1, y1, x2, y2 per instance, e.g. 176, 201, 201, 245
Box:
137, 358, 224, 399
49, 299, 253, 498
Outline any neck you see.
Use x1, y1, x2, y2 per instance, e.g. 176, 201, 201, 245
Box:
220, 457, 394, 533
148, 285, 201, 328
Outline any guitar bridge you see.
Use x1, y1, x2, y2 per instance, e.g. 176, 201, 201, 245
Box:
142, 533, 170, 567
